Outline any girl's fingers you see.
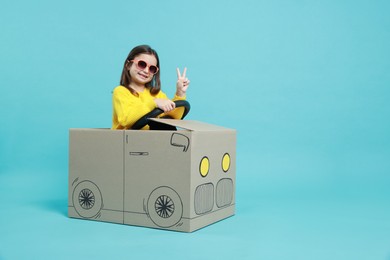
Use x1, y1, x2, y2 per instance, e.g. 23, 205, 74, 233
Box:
182, 67, 187, 78
177, 67, 187, 79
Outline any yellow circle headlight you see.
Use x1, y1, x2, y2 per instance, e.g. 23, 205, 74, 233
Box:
222, 153, 230, 172
199, 157, 210, 177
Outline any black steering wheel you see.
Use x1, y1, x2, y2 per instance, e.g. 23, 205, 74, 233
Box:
131, 100, 190, 130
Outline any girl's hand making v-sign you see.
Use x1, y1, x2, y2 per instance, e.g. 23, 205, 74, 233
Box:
154, 67, 190, 112
176, 67, 190, 97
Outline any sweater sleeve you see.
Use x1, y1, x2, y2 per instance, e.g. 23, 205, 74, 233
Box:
112, 86, 156, 128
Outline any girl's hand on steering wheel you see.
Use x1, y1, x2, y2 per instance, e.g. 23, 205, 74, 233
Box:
154, 98, 176, 112
176, 67, 190, 97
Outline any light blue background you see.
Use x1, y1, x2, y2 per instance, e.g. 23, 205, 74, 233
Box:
1, 0, 389, 259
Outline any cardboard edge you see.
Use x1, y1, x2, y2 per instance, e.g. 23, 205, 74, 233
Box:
149, 119, 235, 131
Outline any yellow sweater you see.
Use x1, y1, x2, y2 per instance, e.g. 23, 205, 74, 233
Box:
112, 86, 186, 130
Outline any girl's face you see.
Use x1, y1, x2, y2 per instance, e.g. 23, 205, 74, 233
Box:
128, 53, 158, 86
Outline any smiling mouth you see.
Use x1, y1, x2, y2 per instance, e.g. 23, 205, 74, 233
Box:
138, 73, 149, 79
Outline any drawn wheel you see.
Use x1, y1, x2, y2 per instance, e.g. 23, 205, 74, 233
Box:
79, 188, 95, 209
147, 187, 183, 228
72, 181, 103, 218
155, 195, 175, 218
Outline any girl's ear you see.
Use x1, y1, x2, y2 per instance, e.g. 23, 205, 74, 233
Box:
125, 60, 131, 69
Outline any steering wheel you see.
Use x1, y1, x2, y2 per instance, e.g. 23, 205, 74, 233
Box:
131, 100, 190, 130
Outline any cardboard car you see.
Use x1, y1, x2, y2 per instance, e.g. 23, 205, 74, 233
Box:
68, 102, 236, 232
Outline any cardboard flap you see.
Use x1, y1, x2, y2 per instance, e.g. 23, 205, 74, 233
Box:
149, 118, 234, 131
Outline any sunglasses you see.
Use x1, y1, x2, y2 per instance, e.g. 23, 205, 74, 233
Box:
130, 59, 159, 75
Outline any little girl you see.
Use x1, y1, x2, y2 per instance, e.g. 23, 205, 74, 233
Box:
112, 45, 190, 130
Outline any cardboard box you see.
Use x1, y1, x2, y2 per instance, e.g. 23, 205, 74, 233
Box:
68, 119, 236, 232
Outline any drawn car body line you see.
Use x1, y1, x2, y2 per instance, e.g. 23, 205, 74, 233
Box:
68, 203, 235, 220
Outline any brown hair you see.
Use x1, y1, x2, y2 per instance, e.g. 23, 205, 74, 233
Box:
120, 45, 161, 96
